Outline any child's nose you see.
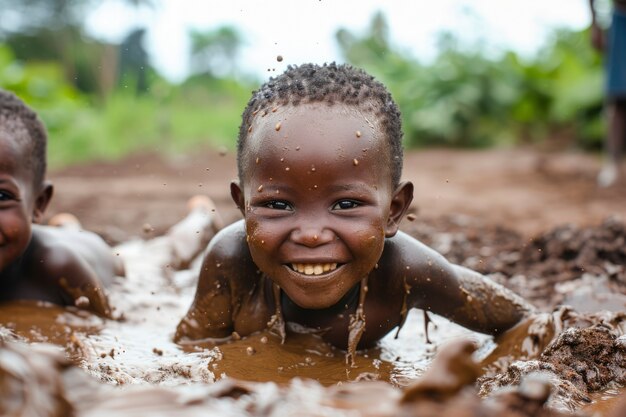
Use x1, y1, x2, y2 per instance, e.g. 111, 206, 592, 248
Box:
290, 225, 334, 247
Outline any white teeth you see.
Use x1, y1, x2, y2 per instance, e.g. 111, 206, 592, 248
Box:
291, 263, 338, 275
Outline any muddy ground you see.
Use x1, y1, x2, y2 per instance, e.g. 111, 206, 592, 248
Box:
2, 147, 626, 417
46, 147, 626, 243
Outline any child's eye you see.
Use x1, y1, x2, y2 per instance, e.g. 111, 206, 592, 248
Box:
265, 200, 293, 211
332, 200, 359, 210
0, 190, 15, 202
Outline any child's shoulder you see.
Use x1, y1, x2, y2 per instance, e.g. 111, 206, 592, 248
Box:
30, 225, 117, 284
204, 219, 250, 262
29, 226, 93, 277
200, 219, 260, 285
382, 230, 451, 270
29, 226, 113, 315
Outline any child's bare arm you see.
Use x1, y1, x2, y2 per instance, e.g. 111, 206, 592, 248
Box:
43, 245, 113, 318
174, 222, 249, 343
387, 232, 532, 335
444, 265, 534, 334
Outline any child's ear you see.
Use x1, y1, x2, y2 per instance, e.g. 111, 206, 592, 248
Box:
385, 181, 413, 237
230, 180, 246, 216
32, 181, 54, 224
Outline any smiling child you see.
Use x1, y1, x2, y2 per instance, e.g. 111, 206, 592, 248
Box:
175, 63, 533, 359
0, 90, 122, 317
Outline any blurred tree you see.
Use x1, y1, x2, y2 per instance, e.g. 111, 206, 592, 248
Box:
189, 26, 243, 78
336, 11, 605, 149
0, 0, 155, 95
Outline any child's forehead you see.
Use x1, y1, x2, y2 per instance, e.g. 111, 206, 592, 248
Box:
246, 103, 386, 157
0, 118, 30, 153
0, 130, 31, 176
0, 131, 23, 158
241, 103, 393, 185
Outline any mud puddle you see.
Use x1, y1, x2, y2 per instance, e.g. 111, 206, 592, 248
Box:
3, 218, 626, 416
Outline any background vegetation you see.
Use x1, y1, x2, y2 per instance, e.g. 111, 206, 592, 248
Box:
0, 2, 605, 168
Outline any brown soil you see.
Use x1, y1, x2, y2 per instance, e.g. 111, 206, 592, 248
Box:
47, 147, 626, 244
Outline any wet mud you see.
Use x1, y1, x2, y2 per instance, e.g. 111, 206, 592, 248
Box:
0, 150, 626, 417
3, 206, 626, 414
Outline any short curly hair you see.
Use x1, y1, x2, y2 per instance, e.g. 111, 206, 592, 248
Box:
0, 89, 47, 188
237, 62, 404, 185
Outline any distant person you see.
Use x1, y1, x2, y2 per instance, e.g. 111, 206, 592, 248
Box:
0, 89, 123, 317
118, 28, 149, 94
590, 0, 626, 187
174, 63, 536, 362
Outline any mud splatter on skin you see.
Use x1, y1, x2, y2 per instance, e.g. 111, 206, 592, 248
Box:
59, 278, 113, 319
267, 283, 286, 343
346, 277, 369, 367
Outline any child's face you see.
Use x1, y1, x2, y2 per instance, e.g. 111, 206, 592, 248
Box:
232, 103, 412, 309
0, 135, 50, 272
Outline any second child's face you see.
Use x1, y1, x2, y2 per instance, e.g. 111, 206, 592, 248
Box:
0, 135, 47, 273
232, 103, 411, 309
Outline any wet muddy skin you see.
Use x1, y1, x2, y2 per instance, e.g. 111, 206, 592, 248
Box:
2, 218, 626, 416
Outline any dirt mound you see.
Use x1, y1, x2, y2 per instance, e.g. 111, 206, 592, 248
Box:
479, 311, 626, 413
405, 216, 626, 310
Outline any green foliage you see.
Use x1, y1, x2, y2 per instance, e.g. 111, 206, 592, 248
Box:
45, 77, 252, 167
337, 14, 605, 149
189, 26, 244, 77
0, 44, 252, 167
0, 11, 609, 170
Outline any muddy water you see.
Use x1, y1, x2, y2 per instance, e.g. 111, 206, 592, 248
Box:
0, 233, 487, 380
2, 221, 626, 416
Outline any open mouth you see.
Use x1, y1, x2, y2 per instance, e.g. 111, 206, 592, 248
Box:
289, 262, 339, 276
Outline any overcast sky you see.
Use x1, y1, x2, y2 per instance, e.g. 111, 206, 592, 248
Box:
86, 0, 592, 82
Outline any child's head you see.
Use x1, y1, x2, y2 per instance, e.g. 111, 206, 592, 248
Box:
237, 62, 403, 186
231, 63, 413, 309
0, 90, 47, 190
0, 89, 53, 272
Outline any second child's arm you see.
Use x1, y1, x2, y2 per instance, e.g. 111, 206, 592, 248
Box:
42, 245, 113, 318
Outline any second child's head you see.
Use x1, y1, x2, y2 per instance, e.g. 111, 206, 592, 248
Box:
232, 63, 413, 309
0, 90, 53, 272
